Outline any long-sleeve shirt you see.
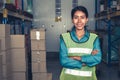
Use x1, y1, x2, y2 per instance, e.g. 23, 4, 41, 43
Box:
59, 27, 102, 69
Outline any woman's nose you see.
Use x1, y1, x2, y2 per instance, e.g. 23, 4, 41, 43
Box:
78, 18, 81, 22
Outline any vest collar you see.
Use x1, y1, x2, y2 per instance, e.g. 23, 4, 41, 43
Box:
70, 26, 90, 43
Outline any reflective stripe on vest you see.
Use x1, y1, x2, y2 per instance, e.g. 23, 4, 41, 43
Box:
65, 68, 92, 77
68, 48, 92, 54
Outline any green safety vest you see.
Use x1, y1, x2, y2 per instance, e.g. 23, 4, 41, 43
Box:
60, 32, 98, 80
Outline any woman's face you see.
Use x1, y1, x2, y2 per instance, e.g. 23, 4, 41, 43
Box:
72, 10, 88, 30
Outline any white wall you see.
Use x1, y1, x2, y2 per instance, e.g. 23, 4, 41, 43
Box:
33, 0, 95, 52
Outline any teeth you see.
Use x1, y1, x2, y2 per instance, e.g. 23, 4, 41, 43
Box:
78, 25, 82, 26
77, 24, 82, 25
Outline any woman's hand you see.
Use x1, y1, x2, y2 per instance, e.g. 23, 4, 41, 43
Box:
91, 50, 98, 55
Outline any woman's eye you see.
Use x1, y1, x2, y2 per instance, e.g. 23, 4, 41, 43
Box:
81, 16, 85, 19
74, 16, 78, 19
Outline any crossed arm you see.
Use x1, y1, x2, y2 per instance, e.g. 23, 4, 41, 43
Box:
69, 50, 98, 60
59, 37, 102, 69
69, 50, 99, 66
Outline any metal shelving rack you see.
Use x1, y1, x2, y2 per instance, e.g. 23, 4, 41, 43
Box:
95, 0, 120, 65
0, 3, 33, 35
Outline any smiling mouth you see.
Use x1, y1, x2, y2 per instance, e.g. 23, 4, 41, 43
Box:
77, 24, 82, 27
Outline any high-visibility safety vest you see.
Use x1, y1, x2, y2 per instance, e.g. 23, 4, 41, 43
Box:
60, 32, 98, 80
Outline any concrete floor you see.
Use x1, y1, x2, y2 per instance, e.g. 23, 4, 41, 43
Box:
46, 52, 120, 80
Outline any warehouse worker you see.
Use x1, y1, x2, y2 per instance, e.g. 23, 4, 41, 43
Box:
59, 5, 102, 80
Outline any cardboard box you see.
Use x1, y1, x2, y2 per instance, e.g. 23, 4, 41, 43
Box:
0, 49, 27, 78
32, 50, 46, 62
32, 72, 48, 80
0, 40, 1, 52
47, 73, 52, 80
32, 61, 47, 72
11, 72, 26, 80
6, 63, 12, 79
0, 24, 10, 38
0, 50, 11, 65
31, 40, 46, 50
0, 51, 7, 65
2, 64, 13, 79
2, 65, 7, 78
30, 28, 45, 40
10, 35, 25, 48
10, 48, 26, 71
9, 48, 26, 71
0, 37, 11, 51
0, 55, 3, 80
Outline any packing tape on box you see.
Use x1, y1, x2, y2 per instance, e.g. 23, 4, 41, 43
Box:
36, 31, 40, 40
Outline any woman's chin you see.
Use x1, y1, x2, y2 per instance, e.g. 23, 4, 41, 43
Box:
76, 27, 83, 30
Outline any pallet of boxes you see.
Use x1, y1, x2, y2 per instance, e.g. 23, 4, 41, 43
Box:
0, 39, 1, 79
10, 34, 31, 80
0, 38, 2, 80
0, 24, 31, 80
30, 28, 52, 80
0, 24, 11, 80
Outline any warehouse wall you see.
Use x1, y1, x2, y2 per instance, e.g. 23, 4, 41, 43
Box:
33, 0, 95, 52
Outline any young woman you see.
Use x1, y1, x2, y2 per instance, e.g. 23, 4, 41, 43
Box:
59, 6, 102, 80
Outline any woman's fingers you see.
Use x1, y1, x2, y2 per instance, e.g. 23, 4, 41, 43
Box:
91, 50, 98, 55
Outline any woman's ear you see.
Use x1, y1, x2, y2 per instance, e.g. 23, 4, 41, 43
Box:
86, 18, 88, 24
87, 18, 88, 22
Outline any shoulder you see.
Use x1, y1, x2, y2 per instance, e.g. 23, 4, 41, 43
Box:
60, 33, 70, 40
89, 33, 99, 42
90, 32, 98, 37
61, 32, 70, 37
61, 32, 69, 36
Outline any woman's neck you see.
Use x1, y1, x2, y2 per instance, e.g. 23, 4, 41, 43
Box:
75, 29, 85, 40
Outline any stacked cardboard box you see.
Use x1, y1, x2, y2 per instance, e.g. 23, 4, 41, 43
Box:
0, 24, 52, 80
9, 34, 32, 80
30, 28, 52, 80
0, 40, 1, 52
0, 51, 2, 80
0, 24, 31, 80
0, 24, 11, 80
8, 35, 29, 80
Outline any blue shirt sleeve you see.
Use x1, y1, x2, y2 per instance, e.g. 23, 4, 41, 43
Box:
81, 37, 102, 66
59, 36, 82, 69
